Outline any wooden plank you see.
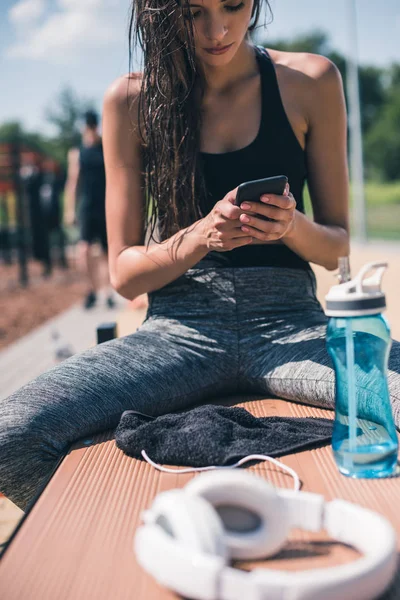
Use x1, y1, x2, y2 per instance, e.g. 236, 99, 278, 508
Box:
0, 397, 399, 599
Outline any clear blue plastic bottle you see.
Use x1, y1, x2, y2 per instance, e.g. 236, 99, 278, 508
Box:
325, 261, 398, 478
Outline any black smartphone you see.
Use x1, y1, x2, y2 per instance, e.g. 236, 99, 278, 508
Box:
234, 175, 288, 207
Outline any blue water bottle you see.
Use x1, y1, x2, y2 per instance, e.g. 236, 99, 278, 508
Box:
325, 260, 398, 478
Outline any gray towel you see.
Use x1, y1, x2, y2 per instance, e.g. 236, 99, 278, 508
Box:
115, 404, 333, 466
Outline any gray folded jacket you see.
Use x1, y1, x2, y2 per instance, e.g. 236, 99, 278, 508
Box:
115, 404, 333, 466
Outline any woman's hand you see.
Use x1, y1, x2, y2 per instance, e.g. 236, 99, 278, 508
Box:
200, 188, 254, 252
238, 184, 297, 243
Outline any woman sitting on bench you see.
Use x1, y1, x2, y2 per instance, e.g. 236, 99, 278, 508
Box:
1, 0, 400, 511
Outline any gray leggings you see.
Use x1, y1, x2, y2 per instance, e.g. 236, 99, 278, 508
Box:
1, 266, 400, 510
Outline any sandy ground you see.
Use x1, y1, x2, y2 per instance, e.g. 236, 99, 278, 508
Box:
0, 259, 89, 351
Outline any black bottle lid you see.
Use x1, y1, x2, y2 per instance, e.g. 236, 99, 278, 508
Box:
97, 322, 117, 344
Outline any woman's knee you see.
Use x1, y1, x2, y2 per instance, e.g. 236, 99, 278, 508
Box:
0, 390, 63, 509
0, 384, 64, 459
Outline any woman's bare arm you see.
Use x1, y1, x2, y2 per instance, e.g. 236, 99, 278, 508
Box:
64, 148, 80, 225
281, 55, 350, 270
103, 75, 211, 300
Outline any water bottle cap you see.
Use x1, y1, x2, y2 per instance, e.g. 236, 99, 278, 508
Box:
97, 322, 117, 344
325, 261, 387, 317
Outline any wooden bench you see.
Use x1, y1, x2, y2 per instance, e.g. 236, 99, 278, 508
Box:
0, 395, 399, 599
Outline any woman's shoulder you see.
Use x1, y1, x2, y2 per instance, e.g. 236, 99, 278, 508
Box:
265, 47, 342, 91
103, 72, 143, 121
265, 47, 344, 124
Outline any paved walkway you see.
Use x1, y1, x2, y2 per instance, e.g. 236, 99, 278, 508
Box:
0, 240, 399, 548
0, 295, 127, 401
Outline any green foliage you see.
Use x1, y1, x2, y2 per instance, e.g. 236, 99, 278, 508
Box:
45, 86, 97, 165
358, 66, 386, 134
385, 64, 400, 88
0, 121, 24, 142
366, 202, 400, 240
0, 86, 97, 168
364, 85, 400, 181
365, 181, 400, 205
262, 30, 330, 55
0, 120, 53, 159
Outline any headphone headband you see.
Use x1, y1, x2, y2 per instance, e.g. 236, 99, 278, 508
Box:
135, 471, 397, 600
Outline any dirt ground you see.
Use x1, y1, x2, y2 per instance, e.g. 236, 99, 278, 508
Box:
0, 256, 89, 351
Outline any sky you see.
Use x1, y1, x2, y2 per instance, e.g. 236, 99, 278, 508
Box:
1, 0, 400, 135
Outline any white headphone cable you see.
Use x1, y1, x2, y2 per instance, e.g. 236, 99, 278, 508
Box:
141, 450, 300, 492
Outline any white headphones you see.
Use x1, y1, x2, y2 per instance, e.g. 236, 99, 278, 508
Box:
134, 470, 397, 600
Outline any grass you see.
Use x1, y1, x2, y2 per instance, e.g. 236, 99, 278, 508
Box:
304, 181, 400, 241
366, 204, 400, 239
365, 182, 400, 206
365, 182, 400, 239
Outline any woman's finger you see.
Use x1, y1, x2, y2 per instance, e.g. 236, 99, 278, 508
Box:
239, 212, 292, 231
240, 222, 283, 241
232, 235, 254, 247
240, 204, 289, 223
239, 195, 295, 215
232, 225, 257, 236
259, 193, 296, 210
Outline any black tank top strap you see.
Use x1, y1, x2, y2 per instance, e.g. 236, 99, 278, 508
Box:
254, 46, 304, 159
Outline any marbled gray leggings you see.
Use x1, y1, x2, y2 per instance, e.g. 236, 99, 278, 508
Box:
1, 266, 400, 510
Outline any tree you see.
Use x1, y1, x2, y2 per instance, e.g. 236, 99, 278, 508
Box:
0, 121, 50, 156
358, 66, 386, 134
45, 87, 96, 164
364, 83, 400, 181
0, 121, 24, 142
260, 30, 330, 55
0, 87, 99, 169
387, 64, 400, 88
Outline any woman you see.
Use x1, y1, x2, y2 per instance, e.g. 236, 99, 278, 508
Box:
1, 0, 399, 511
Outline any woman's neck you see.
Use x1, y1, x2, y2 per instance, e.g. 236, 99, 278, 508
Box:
200, 41, 258, 96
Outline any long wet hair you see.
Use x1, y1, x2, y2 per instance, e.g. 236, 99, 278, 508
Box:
128, 0, 270, 242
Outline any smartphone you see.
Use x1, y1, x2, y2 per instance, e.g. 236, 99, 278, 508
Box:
234, 175, 288, 207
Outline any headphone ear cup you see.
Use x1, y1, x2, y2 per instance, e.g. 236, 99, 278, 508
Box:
185, 470, 290, 560
145, 489, 228, 560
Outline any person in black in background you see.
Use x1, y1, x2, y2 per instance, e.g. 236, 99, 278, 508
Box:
40, 158, 68, 269
20, 151, 52, 278
64, 110, 115, 309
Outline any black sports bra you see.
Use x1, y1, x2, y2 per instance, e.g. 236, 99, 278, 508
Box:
197, 46, 309, 270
